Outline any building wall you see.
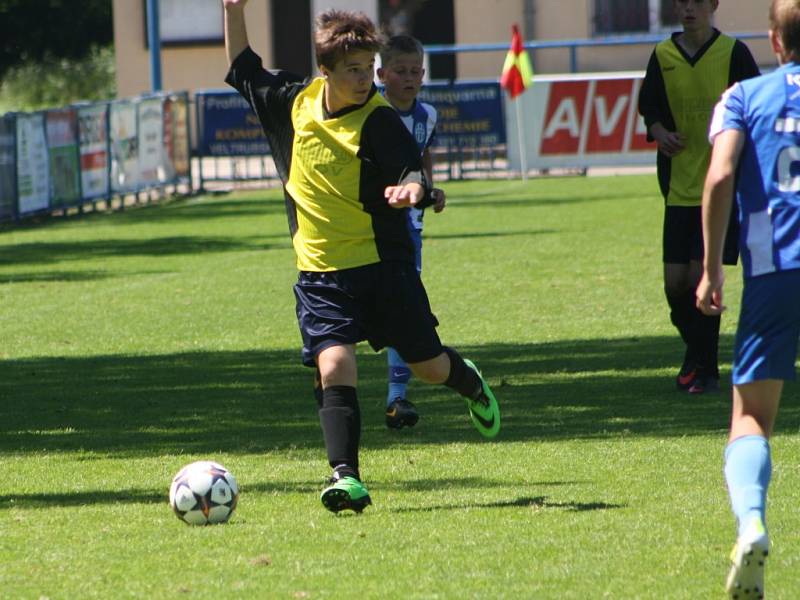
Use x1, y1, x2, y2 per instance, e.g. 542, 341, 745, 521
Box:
113, 0, 775, 100
112, 0, 271, 99
453, 0, 774, 79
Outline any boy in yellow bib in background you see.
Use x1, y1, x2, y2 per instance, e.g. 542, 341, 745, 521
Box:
638, 0, 759, 395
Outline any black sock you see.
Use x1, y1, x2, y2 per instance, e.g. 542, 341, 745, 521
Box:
667, 290, 697, 361
694, 311, 721, 378
442, 346, 482, 399
318, 386, 360, 477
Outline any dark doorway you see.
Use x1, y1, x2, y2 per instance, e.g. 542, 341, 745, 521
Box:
379, 0, 456, 81
271, 2, 313, 77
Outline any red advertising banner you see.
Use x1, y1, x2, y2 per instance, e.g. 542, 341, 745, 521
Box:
505, 73, 657, 171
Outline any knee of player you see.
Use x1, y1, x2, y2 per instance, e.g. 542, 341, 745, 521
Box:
408, 354, 449, 384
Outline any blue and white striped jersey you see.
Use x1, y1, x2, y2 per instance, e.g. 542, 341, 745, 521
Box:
395, 99, 437, 230
710, 62, 800, 278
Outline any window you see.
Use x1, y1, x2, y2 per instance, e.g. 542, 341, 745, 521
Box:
593, 0, 680, 35
144, 0, 223, 46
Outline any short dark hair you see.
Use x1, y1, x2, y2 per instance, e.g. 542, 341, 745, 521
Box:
380, 35, 424, 65
314, 9, 385, 70
771, 0, 800, 60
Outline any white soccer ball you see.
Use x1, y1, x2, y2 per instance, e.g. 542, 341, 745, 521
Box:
169, 461, 239, 525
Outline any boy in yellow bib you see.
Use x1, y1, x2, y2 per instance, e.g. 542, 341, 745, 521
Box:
223, 0, 500, 513
638, 0, 759, 394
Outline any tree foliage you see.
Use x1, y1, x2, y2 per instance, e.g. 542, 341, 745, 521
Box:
0, 0, 112, 78
0, 45, 116, 112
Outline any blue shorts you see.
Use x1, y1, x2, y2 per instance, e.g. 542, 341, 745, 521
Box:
733, 270, 800, 384
294, 262, 442, 367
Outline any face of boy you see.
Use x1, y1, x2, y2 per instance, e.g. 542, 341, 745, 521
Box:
321, 49, 375, 113
378, 53, 424, 110
674, 0, 718, 33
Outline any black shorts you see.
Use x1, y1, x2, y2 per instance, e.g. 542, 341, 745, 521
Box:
293, 262, 442, 367
662, 205, 738, 265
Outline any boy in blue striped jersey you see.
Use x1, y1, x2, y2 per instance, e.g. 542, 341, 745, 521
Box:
697, 1, 800, 595
378, 35, 446, 429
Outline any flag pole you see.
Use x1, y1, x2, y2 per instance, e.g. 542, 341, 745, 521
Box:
515, 98, 528, 181
500, 24, 533, 181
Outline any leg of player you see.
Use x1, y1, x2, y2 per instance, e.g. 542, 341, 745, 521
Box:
385, 346, 417, 429
686, 258, 721, 394
409, 347, 500, 438
315, 344, 372, 514
664, 262, 699, 391
724, 380, 780, 598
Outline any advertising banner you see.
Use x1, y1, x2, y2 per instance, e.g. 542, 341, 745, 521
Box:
505, 73, 656, 171
418, 82, 506, 148
0, 115, 15, 221
78, 103, 110, 200
163, 94, 190, 179
196, 91, 270, 157
16, 113, 50, 215
110, 101, 139, 192
138, 97, 165, 185
46, 108, 81, 207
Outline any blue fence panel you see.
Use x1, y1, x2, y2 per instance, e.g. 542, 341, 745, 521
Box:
195, 90, 270, 157
418, 81, 506, 148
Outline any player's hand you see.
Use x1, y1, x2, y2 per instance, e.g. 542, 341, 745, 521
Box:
222, 0, 248, 10
655, 131, 686, 157
385, 182, 424, 208
431, 188, 446, 213
695, 270, 726, 316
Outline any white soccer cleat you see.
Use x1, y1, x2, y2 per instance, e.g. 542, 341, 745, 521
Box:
725, 517, 769, 599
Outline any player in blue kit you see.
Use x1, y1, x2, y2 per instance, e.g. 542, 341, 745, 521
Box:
696, 1, 800, 595
377, 35, 446, 429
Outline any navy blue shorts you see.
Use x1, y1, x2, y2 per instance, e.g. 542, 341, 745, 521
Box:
293, 262, 442, 367
733, 270, 800, 385
662, 205, 738, 265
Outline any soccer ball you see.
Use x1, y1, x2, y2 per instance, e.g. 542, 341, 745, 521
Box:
169, 461, 239, 525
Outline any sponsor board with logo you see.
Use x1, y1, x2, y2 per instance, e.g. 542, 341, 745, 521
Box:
505, 73, 656, 171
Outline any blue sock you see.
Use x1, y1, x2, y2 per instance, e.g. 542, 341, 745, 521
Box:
386, 347, 411, 405
723, 435, 771, 536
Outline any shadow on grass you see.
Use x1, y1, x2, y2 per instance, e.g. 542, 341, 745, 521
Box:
5, 335, 799, 461
0, 480, 591, 510
0, 195, 289, 236
393, 496, 624, 513
0, 235, 288, 268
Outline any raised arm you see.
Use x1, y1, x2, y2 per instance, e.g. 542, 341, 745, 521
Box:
223, 0, 250, 65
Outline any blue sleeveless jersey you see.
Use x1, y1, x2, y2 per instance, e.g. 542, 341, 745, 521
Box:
710, 62, 800, 279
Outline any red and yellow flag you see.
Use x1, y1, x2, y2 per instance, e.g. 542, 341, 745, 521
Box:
500, 24, 533, 99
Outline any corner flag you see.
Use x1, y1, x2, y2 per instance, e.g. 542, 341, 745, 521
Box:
500, 24, 533, 99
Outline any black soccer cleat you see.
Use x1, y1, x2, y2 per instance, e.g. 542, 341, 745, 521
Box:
385, 398, 420, 429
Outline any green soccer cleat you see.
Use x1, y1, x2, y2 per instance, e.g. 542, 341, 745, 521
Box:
320, 474, 372, 514
462, 358, 500, 439
725, 517, 769, 599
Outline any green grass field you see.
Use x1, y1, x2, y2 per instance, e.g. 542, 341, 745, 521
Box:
1, 175, 798, 598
